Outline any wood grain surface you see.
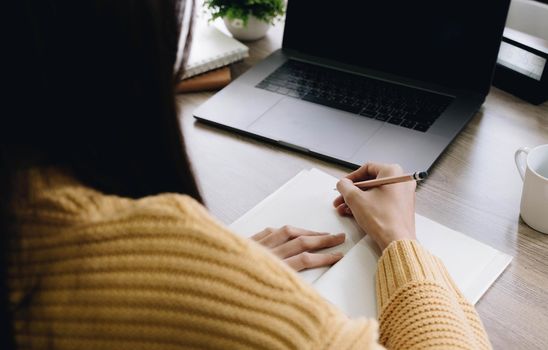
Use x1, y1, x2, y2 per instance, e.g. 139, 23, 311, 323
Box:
177, 19, 548, 349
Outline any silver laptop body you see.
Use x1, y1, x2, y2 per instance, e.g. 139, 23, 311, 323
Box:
194, 0, 510, 171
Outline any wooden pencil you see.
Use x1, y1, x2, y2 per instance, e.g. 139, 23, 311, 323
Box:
352, 171, 428, 189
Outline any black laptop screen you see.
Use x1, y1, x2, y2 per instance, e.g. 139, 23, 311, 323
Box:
282, 0, 510, 95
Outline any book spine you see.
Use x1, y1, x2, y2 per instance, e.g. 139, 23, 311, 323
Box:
182, 49, 249, 79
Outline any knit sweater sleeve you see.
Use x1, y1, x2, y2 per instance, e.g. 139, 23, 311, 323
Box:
376, 240, 492, 349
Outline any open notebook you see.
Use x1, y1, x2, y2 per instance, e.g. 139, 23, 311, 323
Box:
230, 168, 512, 318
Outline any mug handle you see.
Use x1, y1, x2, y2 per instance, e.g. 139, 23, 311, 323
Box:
514, 146, 530, 181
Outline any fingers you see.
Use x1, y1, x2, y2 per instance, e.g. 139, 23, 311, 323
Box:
272, 233, 346, 259
250, 228, 272, 241
255, 225, 330, 248
336, 178, 363, 206
285, 252, 344, 272
252, 226, 347, 272
346, 162, 404, 181
335, 203, 353, 217
332, 194, 345, 208
333, 163, 405, 209
346, 162, 384, 181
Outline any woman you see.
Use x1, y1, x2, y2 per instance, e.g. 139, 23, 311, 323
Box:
2, 0, 491, 349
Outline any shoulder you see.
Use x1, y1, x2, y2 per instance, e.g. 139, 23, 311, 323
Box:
99, 192, 249, 254
11, 166, 247, 254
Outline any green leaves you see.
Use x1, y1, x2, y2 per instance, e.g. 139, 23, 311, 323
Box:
204, 0, 285, 25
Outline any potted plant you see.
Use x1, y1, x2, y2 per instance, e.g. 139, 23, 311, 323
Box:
204, 0, 285, 41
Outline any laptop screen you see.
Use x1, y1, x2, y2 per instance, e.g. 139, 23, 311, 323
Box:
282, 0, 510, 95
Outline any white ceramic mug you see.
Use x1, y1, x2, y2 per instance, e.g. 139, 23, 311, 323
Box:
515, 144, 548, 234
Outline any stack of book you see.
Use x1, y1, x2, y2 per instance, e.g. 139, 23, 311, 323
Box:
177, 23, 249, 93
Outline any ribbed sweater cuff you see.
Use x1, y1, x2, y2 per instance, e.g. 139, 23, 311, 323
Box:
376, 239, 462, 312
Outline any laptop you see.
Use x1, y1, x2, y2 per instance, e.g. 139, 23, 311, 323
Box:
194, 0, 511, 171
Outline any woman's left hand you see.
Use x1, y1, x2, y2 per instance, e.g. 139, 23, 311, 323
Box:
250, 225, 346, 271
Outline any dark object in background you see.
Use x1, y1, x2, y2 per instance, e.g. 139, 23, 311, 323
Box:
492, 0, 548, 105
493, 29, 548, 105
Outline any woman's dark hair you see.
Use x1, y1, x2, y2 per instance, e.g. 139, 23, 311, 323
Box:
2, 0, 197, 348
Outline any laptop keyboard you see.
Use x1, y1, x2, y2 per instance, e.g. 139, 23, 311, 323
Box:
256, 60, 454, 132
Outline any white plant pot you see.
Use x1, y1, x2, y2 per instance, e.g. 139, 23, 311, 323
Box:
223, 15, 270, 41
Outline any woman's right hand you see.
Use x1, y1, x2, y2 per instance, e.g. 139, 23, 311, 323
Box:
333, 163, 417, 251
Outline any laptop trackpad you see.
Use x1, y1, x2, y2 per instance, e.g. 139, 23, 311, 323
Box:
248, 98, 383, 159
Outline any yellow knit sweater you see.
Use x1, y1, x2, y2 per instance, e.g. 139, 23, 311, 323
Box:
7, 167, 491, 350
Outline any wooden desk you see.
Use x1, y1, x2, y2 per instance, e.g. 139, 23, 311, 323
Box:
177, 21, 548, 350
